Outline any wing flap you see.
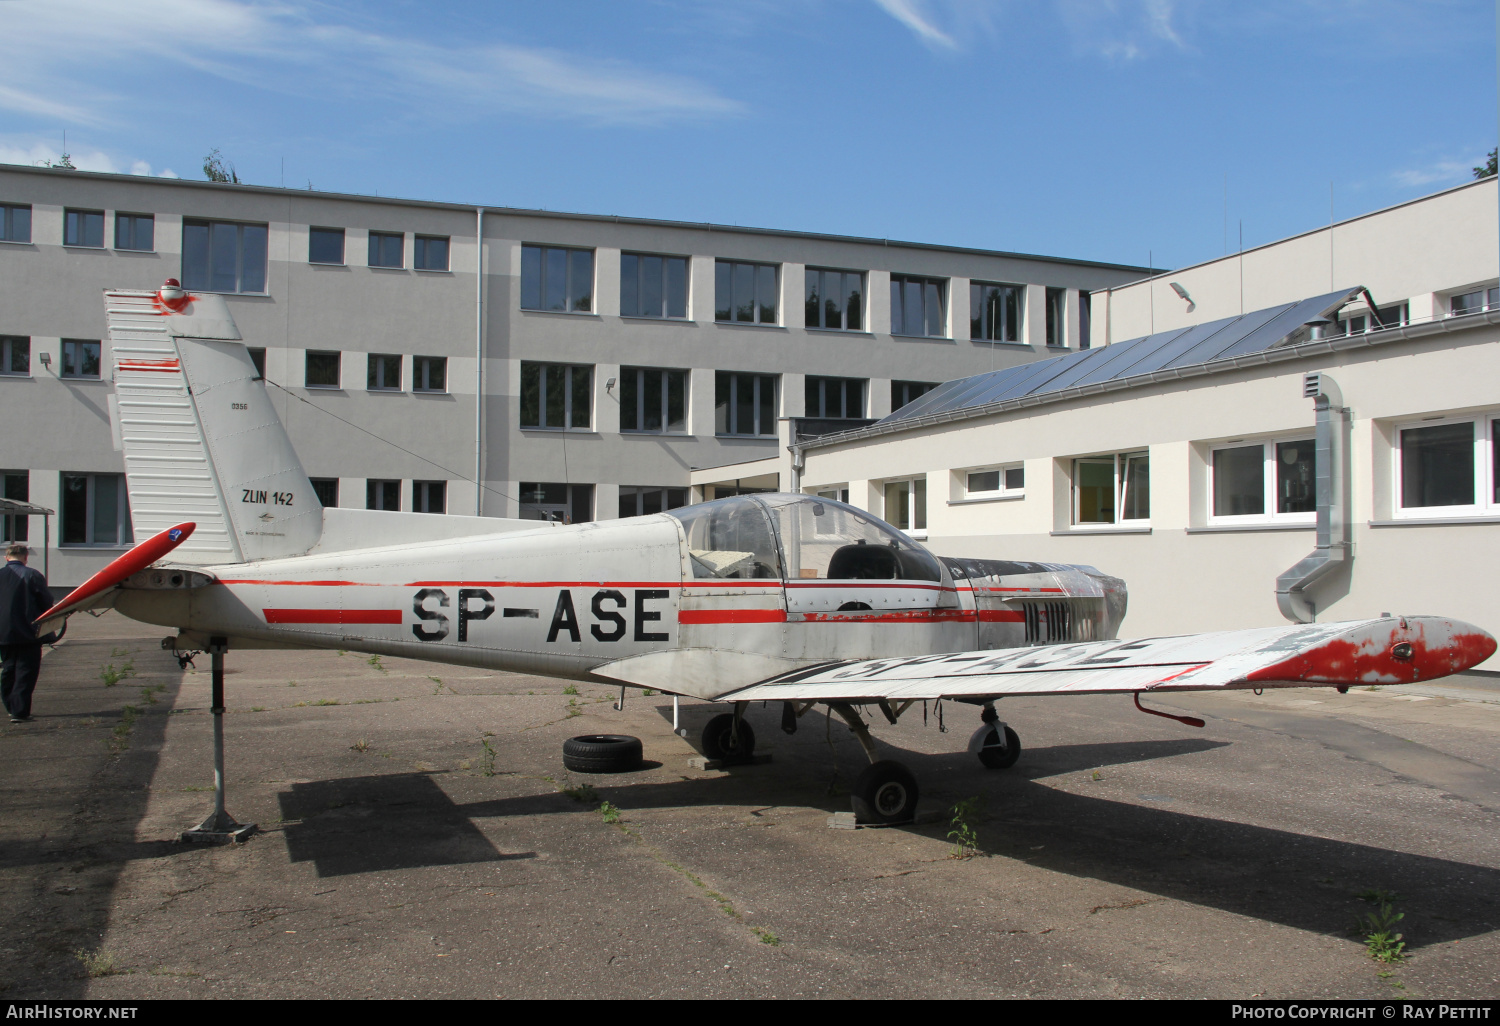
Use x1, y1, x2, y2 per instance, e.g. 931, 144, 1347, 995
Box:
720, 617, 1496, 703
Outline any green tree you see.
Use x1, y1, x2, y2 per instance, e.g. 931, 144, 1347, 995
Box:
203, 148, 240, 184
1474, 148, 1496, 180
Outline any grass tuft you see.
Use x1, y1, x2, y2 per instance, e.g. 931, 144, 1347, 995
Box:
75, 949, 123, 977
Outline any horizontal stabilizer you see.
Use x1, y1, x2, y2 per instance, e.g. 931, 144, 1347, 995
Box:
34, 523, 196, 636
719, 617, 1496, 703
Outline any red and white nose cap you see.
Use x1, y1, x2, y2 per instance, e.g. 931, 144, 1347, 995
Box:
159, 278, 185, 301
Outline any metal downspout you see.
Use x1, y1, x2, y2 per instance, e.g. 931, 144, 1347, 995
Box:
475, 207, 484, 516
1275, 371, 1352, 622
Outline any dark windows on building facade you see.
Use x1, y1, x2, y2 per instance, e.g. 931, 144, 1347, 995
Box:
0, 336, 29, 376
971, 282, 1022, 343
368, 231, 404, 269
1045, 287, 1067, 347
310, 478, 339, 508
305, 350, 341, 389
0, 204, 30, 243
1210, 438, 1314, 520
715, 261, 777, 325
521, 245, 594, 313
414, 235, 449, 271
1396, 416, 1499, 514
183, 219, 268, 294
413, 356, 447, 393
715, 372, 777, 436
247, 348, 266, 378
804, 268, 863, 331
621, 253, 688, 319
520, 362, 592, 430
2, 471, 28, 542
61, 339, 100, 379
891, 380, 935, 411
413, 480, 446, 513
367, 479, 401, 511
115, 213, 154, 251
1451, 287, 1499, 316
1073, 452, 1149, 526
61, 472, 132, 547
620, 367, 686, 433
519, 482, 593, 523
64, 208, 104, 248
892, 274, 946, 338
618, 486, 689, 519
804, 376, 865, 419
309, 227, 345, 265
367, 353, 401, 391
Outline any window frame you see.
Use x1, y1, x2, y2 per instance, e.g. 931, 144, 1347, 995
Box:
413, 355, 447, 393
310, 477, 339, 508
114, 212, 155, 252
891, 380, 936, 412
803, 376, 866, 420
0, 336, 30, 377
521, 244, 595, 314
891, 274, 948, 339
1392, 412, 1499, 519
366, 353, 402, 392
60, 339, 101, 380
182, 218, 269, 294
1071, 451, 1150, 528
413, 480, 447, 514
881, 476, 928, 537
366, 479, 402, 512
619, 366, 688, 434
59, 472, 133, 547
618, 486, 690, 519
63, 208, 105, 248
305, 350, 342, 390
804, 266, 866, 332
961, 463, 1024, 501
308, 226, 346, 266
414, 234, 450, 272
368, 231, 405, 269
1207, 435, 1317, 525
2, 470, 29, 542
247, 347, 266, 379
714, 371, 778, 437
620, 252, 689, 319
0, 204, 31, 244
969, 281, 1023, 343
520, 361, 593, 431
1045, 287, 1067, 348
714, 260, 779, 326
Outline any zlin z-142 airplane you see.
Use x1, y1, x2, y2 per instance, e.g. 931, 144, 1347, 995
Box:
36, 281, 1497, 825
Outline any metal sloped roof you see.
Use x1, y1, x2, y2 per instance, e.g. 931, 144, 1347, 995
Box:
880, 287, 1363, 426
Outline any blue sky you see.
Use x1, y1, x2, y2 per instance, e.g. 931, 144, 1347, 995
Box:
1, 0, 1494, 269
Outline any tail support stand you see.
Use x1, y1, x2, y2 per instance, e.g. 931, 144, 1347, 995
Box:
182, 638, 257, 844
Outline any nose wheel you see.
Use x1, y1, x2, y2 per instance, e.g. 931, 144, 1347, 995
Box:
851, 760, 920, 825
701, 711, 756, 763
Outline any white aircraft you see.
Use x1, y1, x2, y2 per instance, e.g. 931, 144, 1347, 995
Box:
37, 281, 1498, 826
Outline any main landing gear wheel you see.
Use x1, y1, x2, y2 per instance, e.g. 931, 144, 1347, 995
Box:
851, 760, 919, 825
562, 734, 643, 774
701, 713, 756, 762
969, 723, 1021, 770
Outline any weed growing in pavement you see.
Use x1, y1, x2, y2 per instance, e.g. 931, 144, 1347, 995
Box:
313, 699, 340, 706
350, 739, 371, 753
430, 676, 443, 694
1091, 769, 1103, 781
109, 705, 141, 750
138, 683, 166, 705
480, 734, 497, 776
250, 707, 266, 713
1356, 890, 1407, 963
599, 801, 621, 824
641, 689, 656, 697
367, 654, 385, 673
75, 949, 124, 977
287, 681, 297, 688
566, 698, 582, 718
947, 796, 982, 859
562, 783, 598, 804
752, 927, 780, 946
179, 785, 212, 793
562, 684, 579, 696
100, 659, 135, 687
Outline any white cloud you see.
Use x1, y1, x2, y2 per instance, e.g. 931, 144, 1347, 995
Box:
0, 0, 743, 129
873, 0, 960, 49
0, 140, 119, 172
1393, 158, 1487, 189
1057, 0, 1190, 61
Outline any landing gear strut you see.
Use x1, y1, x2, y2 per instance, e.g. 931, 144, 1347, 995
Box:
181, 639, 256, 844
701, 704, 756, 763
970, 702, 1021, 770
830, 702, 920, 825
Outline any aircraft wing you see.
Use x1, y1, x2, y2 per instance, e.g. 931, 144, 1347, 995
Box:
33, 522, 197, 637
719, 617, 1496, 703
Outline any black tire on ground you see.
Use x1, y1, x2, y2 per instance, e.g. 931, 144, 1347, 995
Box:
972, 724, 1022, 770
562, 734, 643, 774
701, 713, 756, 761
851, 760, 920, 825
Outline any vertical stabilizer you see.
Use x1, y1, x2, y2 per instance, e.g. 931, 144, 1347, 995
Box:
107, 282, 323, 564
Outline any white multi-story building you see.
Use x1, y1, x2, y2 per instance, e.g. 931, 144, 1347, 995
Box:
0, 163, 1149, 587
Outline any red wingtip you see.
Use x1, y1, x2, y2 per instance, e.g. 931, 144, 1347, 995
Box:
1246, 617, 1497, 686
34, 522, 196, 626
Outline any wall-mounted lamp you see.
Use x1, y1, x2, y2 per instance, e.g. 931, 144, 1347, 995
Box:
605, 377, 616, 392
38, 352, 51, 369
1169, 282, 1195, 313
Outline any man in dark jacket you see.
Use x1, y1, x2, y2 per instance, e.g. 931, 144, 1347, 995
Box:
1, 543, 54, 723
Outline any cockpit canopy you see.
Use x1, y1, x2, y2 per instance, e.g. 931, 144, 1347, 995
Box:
668, 493, 942, 582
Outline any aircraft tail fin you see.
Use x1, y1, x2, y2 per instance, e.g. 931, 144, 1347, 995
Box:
106, 281, 323, 565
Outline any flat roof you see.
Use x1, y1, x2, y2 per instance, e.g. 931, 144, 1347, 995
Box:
0, 162, 1156, 274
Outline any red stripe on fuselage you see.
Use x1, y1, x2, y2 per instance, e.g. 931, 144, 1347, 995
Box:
678, 609, 787, 624
262, 608, 402, 624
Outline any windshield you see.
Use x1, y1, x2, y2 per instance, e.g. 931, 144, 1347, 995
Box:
669, 495, 783, 579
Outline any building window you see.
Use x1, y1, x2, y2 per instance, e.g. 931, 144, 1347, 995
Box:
804, 376, 865, 419
1209, 437, 1315, 521
882, 477, 927, 533
0, 204, 30, 243
247, 347, 266, 378
414, 235, 449, 271
310, 478, 339, 507
1394, 414, 1500, 515
413, 480, 446, 513
115, 213, 154, 252
965, 464, 1024, 499
519, 482, 593, 523
367, 353, 401, 391
1451, 286, 1499, 317
309, 227, 345, 265
816, 487, 850, 503
889, 275, 947, 338
1337, 303, 1407, 335
183, 219, 268, 294
3, 471, 28, 542
64, 208, 104, 248
61, 473, 133, 546
368, 231, 404, 269
1073, 452, 1149, 526
1079, 290, 1092, 349
620, 367, 687, 433
715, 371, 777, 436
970, 281, 1022, 342
1045, 287, 1066, 347
305, 350, 341, 389
618, 486, 689, 519
891, 380, 936, 411
521, 245, 593, 313
367, 479, 401, 511
1, 336, 29, 376
413, 356, 447, 393
520, 362, 592, 430
621, 253, 688, 319
714, 260, 778, 325
804, 268, 864, 331
61, 339, 100, 379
